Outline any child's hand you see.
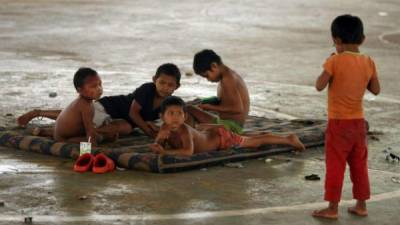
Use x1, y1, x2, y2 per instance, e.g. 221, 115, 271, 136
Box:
157, 126, 170, 140
146, 121, 159, 133
187, 98, 202, 105
199, 104, 212, 111
145, 128, 157, 138
149, 143, 165, 154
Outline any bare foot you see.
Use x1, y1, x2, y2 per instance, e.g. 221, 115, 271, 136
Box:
288, 134, 306, 151
348, 206, 368, 217
17, 110, 41, 127
312, 208, 338, 219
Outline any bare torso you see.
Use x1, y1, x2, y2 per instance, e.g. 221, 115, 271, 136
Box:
167, 124, 220, 153
54, 97, 92, 141
217, 70, 250, 125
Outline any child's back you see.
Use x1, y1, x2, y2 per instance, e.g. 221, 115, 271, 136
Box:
325, 52, 377, 119
54, 97, 92, 141
217, 69, 250, 124
54, 68, 103, 143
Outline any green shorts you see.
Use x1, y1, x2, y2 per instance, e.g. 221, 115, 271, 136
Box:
201, 96, 220, 105
213, 117, 244, 134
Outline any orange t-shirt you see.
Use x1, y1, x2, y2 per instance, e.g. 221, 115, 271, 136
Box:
323, 52, 377, 119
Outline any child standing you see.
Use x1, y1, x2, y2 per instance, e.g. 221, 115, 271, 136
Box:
312, 14, 380, 219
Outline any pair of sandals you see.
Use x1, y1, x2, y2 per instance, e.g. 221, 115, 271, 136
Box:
74, 153, 115, 173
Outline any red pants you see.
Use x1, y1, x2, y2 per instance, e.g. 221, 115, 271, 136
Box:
324, 119, 370, 202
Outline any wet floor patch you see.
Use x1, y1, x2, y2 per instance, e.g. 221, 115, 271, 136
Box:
380, 32, 400, 46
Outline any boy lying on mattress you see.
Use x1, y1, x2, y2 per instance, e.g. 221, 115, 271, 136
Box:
149, 96, 305, 156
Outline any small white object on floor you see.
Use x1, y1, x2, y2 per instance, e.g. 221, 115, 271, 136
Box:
378, 12, 388, 16
224, 162, 244, 168
265, 158, 272, 163
391, 177, 400, 184
116, 167, 126, 171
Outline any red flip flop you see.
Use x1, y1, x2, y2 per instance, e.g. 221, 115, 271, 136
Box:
74, 153, 94, 173
92, 153, 115, 174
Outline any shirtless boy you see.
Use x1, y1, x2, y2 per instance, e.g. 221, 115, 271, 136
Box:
18, 68, 117, 145
186, 49, 249, 134
53, 67, 113, 144
149, 96, 305, 156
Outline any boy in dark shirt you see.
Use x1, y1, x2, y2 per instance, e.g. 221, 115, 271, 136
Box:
17, 63, 181, 138
98, 63, 181, 137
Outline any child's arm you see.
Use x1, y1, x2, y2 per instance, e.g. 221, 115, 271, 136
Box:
154, 124, 170, 144
150, 126, 194, 157
199, 78, 243, 114
315, 70, 332, 91
81, 103, 98, 145
367, 76, 380, 95
129, 100, 157, 137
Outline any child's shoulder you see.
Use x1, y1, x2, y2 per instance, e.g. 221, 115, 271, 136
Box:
74, 97, 94, 109
136, 82, 155, 90
332, 52, 374, 61
133, 82, 156, 95
325, 52, 375, 68
179, 123, 196, 136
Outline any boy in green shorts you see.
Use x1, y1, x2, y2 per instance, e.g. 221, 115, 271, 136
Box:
187, 49, 250, 134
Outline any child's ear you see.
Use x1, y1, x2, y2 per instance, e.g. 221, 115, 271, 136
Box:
360, 36, 365, 45
152, 75, 157, 83
333, 37, 342, 45
210, 62, 218, 71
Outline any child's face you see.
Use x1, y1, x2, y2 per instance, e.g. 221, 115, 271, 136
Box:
78, 74, 103, 100
154, 74, 178, 98
161, 105, 186, 130
199, 63, 221, 82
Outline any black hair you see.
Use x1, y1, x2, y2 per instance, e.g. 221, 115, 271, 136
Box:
73, 67, 98, 91
331, 14, 364, 44
160, 96, 186, 114
193, 49, 222, 74
153, 63, 181, 86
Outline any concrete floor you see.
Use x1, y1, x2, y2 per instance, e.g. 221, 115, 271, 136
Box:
0, 0, 399, 224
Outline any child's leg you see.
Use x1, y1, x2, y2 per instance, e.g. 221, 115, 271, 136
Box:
17, 109, 61, 127
32, 127, 54, 137
96, 119, 133, 136
347, 120, 369, 216
313, 120, 352, 219
186, 105, 217, 126
240, 133, 305, 151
